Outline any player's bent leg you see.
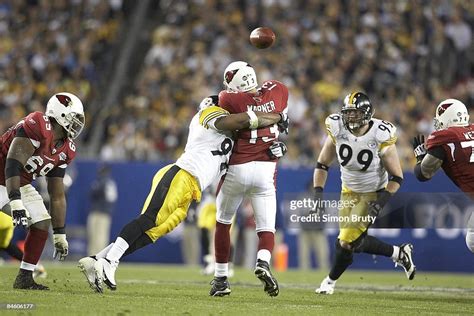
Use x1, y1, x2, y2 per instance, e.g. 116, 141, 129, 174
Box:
316, 239, 353, 295
213, 174, 244, 282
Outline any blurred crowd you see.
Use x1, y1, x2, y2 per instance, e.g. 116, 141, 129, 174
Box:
101, 0, 474, 169
1, 1, 473, 170
0, 0, 123, 137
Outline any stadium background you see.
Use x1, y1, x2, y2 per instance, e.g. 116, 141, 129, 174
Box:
0, 0, 473, 273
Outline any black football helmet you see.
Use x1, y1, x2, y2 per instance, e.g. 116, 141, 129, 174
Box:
341, 92, 373, 131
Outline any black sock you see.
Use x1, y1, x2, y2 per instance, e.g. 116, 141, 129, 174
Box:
123, 233, 153, 257
119, 214, 155, 246
4, 242, 23, 261
328, 240, 353, 281
355, 235, 393, 257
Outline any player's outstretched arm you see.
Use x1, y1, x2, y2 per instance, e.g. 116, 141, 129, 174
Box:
380, 144, 404, 193
47, 176, 69, 260
417, 154, 443, 180
214, 111, 281, 131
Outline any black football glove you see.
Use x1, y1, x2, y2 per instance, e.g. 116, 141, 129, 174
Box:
413, 135, 427, 163
277, 112, 289, 135
267, 141, 287, 159
311, 186, 325, 216
367, 189, 392, 218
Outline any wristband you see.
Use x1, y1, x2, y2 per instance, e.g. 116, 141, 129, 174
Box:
53, 227, 66, 234
247, 110, 259, 129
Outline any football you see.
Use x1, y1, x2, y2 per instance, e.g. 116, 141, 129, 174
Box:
249, 27, 275, 49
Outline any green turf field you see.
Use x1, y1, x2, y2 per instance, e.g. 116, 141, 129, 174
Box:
0, 263, 472, 315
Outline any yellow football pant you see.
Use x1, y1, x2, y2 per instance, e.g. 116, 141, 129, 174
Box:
0, 212, 14, 249
338, 187, 377, 243
142, 164, 201, 242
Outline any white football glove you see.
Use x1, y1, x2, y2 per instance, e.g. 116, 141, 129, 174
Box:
267, 141, 288, 159
53, 233, 69, 261
9, 199, 31, 228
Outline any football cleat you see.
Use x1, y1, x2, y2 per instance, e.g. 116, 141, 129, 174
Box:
13, 269, 49, 290
94, 258, 118, 291
254, 259, 279, 297
395, 243, 416, 280
315, 276, 336, 295
78, 256, 102, 293
209, 276, 231, 296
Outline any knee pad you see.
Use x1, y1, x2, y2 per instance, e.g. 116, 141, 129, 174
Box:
335, 239, 353, 265
466, 230, 474, 253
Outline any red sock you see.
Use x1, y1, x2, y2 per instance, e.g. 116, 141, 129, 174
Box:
23, 227, 49, 266
214, 222, 231, 263
257, 231, 275, 252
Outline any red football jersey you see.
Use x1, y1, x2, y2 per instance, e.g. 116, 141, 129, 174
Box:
0, 111, 77, 186
426, 124, 474, 193
218, 80, 288, 165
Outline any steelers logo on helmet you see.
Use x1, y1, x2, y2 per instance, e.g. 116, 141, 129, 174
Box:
341, 92, 373, 131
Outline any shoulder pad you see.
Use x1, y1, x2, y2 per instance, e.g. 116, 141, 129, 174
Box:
374, 119, 397, 147
325, 114, 342, 143
426, 129, 456, 150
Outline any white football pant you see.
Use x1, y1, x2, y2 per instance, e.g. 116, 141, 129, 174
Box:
216, 161, 277, 233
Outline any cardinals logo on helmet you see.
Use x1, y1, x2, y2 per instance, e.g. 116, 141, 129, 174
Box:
437, 103, 453, 116
56, 94, 72, 107
225, 70, 238, 84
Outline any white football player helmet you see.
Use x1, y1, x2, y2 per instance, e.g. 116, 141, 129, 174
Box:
223, 61, 258, 92
434, 98, 469, 130
45, 92, 85, 139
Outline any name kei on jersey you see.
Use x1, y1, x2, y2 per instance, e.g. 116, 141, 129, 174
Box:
426, 124, 474, 193
218, 80, 289, 165
325, 114, 397, 193
175, 105, 234, 191
0, 112, 76, 186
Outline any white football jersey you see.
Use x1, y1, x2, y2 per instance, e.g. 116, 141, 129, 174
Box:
176, 106, 233, 191
325, 114, 397, 193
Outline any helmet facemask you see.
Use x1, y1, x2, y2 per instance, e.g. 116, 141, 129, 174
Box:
341, 92, 373, 132
341, 109, 369, 131
64, 112, 85, 139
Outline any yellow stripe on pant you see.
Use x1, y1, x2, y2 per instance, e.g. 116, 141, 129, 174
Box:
142, 164, 201, 242
0, 212, 14, 249
337, 186, 377, 243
